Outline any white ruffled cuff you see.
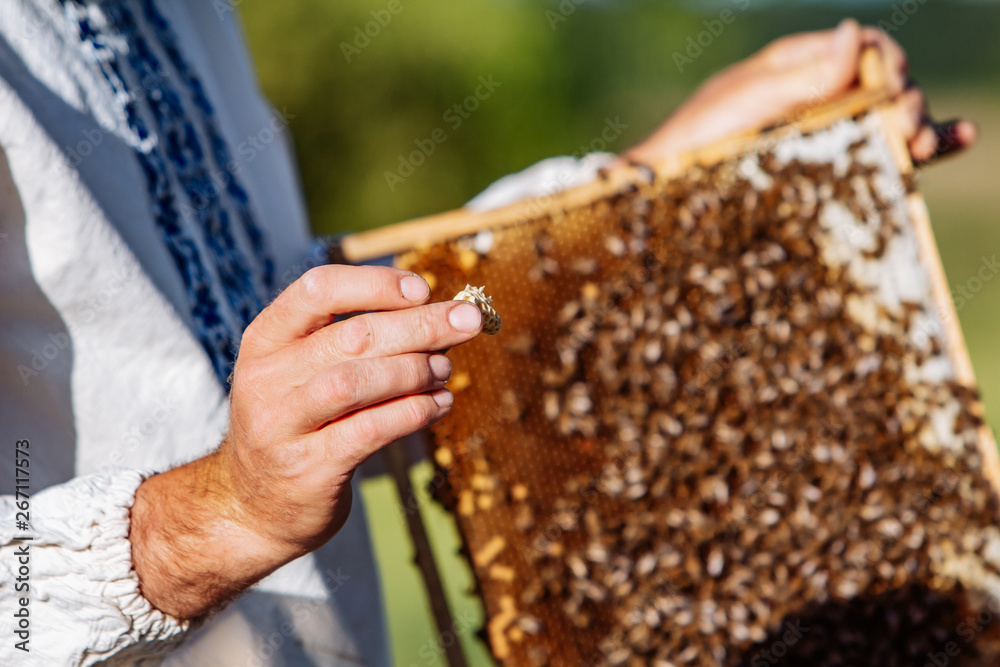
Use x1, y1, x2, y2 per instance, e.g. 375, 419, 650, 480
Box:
0, 469, 194, 666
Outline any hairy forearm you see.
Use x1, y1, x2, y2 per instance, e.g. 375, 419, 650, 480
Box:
128, 450, 296, 619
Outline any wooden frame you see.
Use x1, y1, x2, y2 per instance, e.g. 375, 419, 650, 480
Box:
360, 47, 998, 665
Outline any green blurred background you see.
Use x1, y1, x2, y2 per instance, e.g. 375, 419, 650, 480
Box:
236, 1, 1000, 664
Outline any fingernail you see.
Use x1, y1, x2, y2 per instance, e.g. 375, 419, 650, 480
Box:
401, 275, 429, 302
960, 120, 979, 145
429, 355, 452, 382
448, 302, 482, 333
431, 388, 453, 409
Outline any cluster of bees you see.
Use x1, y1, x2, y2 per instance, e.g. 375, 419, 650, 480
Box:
405, 116, 1000, 666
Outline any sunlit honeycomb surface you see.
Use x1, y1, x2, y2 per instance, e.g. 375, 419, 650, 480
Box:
398, 112, 1000, 667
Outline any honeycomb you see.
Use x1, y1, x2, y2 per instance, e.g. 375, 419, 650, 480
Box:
397, 111, 1000, 666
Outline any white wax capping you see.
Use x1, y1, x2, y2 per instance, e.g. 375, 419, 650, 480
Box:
762, 113, 963, 458
820, 200, 878, 258
473, 230, 494, 254
737, 157, 773, 191
982, 527, 1000, 567
773, 120, 865, 175
919, 400, 963, 453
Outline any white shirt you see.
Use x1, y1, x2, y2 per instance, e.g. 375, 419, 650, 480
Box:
0, 1, 387, 664
0, 1, 607, 664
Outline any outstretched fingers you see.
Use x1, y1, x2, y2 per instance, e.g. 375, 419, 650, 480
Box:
244, 265, 432, 352
318, 390, 454, 469
296, 299, 482, 372
296, 353, 452, 430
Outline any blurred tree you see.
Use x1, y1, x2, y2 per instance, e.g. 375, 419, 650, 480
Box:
239, 0, 999, 235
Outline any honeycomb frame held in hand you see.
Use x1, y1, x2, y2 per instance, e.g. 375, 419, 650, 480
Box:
395, 99, 1000, 666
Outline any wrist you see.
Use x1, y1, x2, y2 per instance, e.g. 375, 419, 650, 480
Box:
129, 453, 295, 619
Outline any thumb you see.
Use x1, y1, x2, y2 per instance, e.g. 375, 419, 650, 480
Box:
792, 19, 863, 105
745, 20, 862, 121
827, 18, 864, 93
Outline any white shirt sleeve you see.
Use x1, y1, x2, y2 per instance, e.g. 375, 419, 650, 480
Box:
464, 152, 616, 213
0, 3, 383, 664
0, 469, 195, 666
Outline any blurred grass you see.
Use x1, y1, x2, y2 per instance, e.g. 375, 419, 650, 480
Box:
363, 463, 491, 667
237, 1, 1000, 664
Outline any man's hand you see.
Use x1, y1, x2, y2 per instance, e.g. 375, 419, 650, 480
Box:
623, 19, 977, 167
130, 266, 482, 619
